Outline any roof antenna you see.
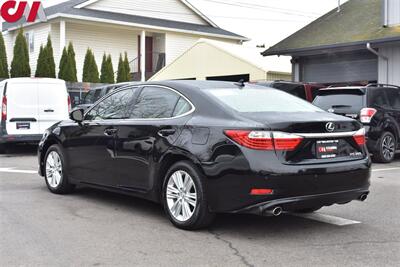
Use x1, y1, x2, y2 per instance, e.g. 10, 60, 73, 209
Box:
337, 0, 341, 12
235, 79, 245, 89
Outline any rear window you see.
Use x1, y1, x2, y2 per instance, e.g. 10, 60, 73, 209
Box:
206, 88, 321, 113
313, 89, 365, 111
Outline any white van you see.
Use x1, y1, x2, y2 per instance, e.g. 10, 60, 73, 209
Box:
0, 78, 70, 151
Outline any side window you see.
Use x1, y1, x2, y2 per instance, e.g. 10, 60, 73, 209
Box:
92, 89, 103, 103
173, 97, 192, 117
385, 88, 400, 110
130, 86, 181, 119
369, 89, 390, 108
85, 89, 136, 120
83, 90, 95, 104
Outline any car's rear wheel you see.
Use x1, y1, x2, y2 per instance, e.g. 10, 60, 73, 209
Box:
374, 131, 396, 163
44, 145, 75, 194
162, 161, 215, 230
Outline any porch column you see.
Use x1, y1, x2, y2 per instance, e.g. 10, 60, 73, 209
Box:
140, 30, 146, 82
60, 20, 66, 54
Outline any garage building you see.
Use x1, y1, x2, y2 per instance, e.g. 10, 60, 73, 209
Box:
262, 0, 400, 86
150, 39, 291, 82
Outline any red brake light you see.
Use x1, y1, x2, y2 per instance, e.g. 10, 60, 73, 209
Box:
353, 128, 366, 146
224, 130, 303, 151
1, 96, 6, 121
67, 95, 71, 112
250, 189, 273, 195
360, 108, 376, 123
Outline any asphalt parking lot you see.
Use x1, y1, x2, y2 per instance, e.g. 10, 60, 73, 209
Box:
1, 145, 399, 267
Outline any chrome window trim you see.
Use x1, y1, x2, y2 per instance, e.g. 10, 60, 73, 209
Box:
84, 84, 195, 122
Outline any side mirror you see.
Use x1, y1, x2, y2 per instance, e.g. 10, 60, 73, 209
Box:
69, 108, 84, 123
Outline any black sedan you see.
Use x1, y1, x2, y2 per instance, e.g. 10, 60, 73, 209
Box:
38, 81, 371, 230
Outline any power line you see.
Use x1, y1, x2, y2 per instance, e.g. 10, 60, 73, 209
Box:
197, 0, 320, 18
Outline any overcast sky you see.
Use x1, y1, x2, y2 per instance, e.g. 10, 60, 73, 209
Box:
37, 0, 348, 71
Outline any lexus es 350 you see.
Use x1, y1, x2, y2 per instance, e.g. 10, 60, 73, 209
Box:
38, 81, 371, 230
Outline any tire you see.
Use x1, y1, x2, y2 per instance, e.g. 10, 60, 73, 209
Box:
0, 143, 6, 154
373, 131, 396, 163
294, 207, 322, 213
162, 161, 215, 230
44, 144, 75, 194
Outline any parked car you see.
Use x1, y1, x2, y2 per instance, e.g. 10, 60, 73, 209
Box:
0, 78, 70, 153
38, 81, 370, 230
76, 82, 134, 110
313, 84, 400, 163
255, 81, 325, 102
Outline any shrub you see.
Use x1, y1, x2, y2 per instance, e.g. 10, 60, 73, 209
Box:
10, 28, 31, 78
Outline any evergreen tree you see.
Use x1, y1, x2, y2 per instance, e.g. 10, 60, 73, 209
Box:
10, 29, 31, 77
45, 36, 56, 78
67, 42, 77, 82
0, 32, 9, 78
123, 52, 131, 81
100, 53, 114, 83
58, 47, 68, 80
116, 53, 126, 83
82, 48, 99, 83
35, 45, 47, 77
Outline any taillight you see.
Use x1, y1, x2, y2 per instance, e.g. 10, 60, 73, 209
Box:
1, 96, 6, 121
360, 108, 376, 123
224, 130, 303, 151
67, 95, 71, 112
353, 128, 366, 146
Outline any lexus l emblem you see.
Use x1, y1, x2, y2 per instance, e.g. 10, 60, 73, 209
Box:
326, 122, 335, 132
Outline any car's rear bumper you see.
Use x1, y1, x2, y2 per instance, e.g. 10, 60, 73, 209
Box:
0, 134, 42, 144
205, 157, 371, 213
232, 188, 369, 215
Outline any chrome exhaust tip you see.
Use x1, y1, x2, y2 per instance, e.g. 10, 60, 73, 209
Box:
272, 206, 282, 216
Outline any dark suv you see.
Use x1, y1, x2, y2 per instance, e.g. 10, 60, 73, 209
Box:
313, 84, 400, 163
255, 81, 325, 102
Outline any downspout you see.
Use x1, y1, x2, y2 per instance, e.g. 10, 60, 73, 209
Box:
366, 43, 389, 84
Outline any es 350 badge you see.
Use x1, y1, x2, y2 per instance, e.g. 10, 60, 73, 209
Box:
1, 1, 46, 23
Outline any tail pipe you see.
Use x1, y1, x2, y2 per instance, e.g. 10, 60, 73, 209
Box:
358, 193, 368, 202
265, 206, 283, 216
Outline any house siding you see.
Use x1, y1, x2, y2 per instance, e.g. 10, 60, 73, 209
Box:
4, 24, 51, 76
64, 22, 139, 82
86, 0, 208, 25
378, 44, 400, 86
387, 0, 400, 26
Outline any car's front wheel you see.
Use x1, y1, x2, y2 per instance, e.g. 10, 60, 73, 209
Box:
44, 144, 75, 194
374, 131, 396, 163
162, 161, 215, 230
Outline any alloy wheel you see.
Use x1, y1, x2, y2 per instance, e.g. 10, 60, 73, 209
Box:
382, 135, 395, 161
46, 151, 63, 188
166, 170, 197, 222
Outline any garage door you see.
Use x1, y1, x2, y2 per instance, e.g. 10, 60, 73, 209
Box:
301, 51, 378, 83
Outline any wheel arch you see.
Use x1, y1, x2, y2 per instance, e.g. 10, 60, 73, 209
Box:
155, 149, 203, 201
39, 137, 62, 176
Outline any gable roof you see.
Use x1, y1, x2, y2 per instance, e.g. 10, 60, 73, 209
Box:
2, 0, 247, 41
263, 0, 400, 56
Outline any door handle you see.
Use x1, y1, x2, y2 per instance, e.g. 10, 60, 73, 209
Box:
104, 128, 118, 136
158, 128, 176, 137
44, 109, 54, 113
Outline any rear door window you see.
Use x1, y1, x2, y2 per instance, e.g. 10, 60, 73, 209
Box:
129, 86, 182, 119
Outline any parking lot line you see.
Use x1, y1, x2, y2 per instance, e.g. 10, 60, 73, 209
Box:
0, 168, 37, 174
292, 212, 361, 226
372, 167, 400, 172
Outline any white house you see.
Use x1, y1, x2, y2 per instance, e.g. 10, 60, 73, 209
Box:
2, 0, 248, 82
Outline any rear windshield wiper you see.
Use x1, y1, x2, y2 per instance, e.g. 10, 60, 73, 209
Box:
330, 105, 353, 109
